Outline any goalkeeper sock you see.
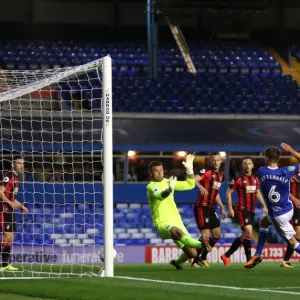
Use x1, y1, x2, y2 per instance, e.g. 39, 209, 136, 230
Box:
225, 236, 243, 258
243, 236, 252, 262
201, 236, 217, 260
175, 253, 190, 265
255, 228, 268, 256
192, 238, 203, 264
1, 243, 11, 267
180, 234, 202, 249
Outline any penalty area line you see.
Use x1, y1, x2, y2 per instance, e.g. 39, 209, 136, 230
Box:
115, 276, 300, 296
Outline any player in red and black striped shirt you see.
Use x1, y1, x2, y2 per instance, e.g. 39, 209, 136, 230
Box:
192, 152, 226, 267
281, 174, 300, 267
221, 157, 267, 266
0, 156, 29, 271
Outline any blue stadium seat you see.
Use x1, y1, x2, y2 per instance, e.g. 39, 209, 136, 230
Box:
8, 202, 281, 246
0, 40, 296, 115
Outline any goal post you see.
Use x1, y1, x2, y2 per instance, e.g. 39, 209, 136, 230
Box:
0, 56, 113, 278
102, 56, 114, 277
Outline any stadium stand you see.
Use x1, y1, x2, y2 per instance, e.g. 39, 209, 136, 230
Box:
13, 203, 280, 247
291, 44, 300, 62
0, 40, 289, 248
1, 40, 297, 114
112, 73, 298, 114
0, 40, 279, 71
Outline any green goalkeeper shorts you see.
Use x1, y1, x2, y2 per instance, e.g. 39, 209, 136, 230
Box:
155, 220, 190, 249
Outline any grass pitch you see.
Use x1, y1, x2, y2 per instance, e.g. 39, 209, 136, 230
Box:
0, 263, 300, 300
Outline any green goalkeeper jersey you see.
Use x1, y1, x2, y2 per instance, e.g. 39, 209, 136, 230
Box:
146, 177, 195, 226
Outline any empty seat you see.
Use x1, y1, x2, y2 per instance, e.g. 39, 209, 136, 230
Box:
190, 233, 198, 239
114, 228, 126, 234
118, 233, 131, 239
86, 228, 99, 235
82, 239, 95, 245
140, 228, 153, 234
150, 238, 163, 245
116, 203, 128, 209
77, 234, 89, 239
129, 203, 141, 209
55, 238, 67, 245
164, 239, 175, 245
69, 239, 81, 245
224, 233, 237, 238
131, 233, 144, 239
127, 228, 139, 234
63, 234, 77, 239
145, 233, 157, 239
50, 234, 63, 239
222, 218, 233, 224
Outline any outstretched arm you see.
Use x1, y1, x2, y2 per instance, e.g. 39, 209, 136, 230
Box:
175, 176, 195, 191
281, 143, 300, 161
175, 154, 196, 191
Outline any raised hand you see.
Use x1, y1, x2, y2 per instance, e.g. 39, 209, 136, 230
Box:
281, 143, 293, 153
169, 176, 177, 191
182, 154, 195, 173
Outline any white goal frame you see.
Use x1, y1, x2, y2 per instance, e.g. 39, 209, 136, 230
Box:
102, 56, 114, 277
0, 55, 114, 278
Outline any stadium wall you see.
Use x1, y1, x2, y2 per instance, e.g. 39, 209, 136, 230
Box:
10, 244, 300, 264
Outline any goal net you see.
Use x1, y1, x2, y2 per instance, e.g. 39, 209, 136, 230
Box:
0, 56, 114, 278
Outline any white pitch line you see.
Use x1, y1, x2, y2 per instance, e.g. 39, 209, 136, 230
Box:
0, 277, 54, 280
265, 287, 300, 290
115, 276, 300, 296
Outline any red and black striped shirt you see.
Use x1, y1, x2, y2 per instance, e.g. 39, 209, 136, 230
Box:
0, 170, 19, 213
195, 169, 223, 208
229, 175, 259, 213
290, 174, 300, 209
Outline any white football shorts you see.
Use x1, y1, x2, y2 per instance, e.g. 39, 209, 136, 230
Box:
267, 209, 296, 241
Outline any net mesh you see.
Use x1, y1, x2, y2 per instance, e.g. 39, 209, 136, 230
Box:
0, 58, 105, 278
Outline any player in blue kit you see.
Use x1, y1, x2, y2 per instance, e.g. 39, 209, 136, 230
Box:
245, 144, 300, 269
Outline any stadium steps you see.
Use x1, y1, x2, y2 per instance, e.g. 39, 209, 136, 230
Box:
267, 47, 300, 84
290, 57, 300, 84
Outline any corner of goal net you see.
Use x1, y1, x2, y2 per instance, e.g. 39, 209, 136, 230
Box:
100, 268, 105, 277
78, 267, 104, 278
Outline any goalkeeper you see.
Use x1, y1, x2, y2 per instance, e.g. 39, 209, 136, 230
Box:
146, 154, 210, 269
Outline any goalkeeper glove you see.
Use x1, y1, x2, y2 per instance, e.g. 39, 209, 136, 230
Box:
169, 176, 177, 191
182, 154, 195, 175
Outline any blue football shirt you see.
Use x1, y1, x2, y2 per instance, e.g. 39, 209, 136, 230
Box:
258, 164, 300, 216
